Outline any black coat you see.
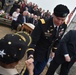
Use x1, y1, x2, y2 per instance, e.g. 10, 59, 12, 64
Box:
17, 14, 29, 25
54, 30, 76, 63
27, 17, 67, 62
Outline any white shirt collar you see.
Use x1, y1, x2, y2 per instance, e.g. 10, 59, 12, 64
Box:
0, 66, 18, 75
54, 24, 59, 31
54, 24, 59, 28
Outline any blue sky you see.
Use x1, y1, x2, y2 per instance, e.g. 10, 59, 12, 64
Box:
28, 0, 76, 13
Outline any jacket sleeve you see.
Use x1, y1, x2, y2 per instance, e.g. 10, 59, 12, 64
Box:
26, 19, 45, 57
59, 30, 71, 55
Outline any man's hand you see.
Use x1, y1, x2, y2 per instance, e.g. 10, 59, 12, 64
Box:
6, 3, 9, 6
25, 58, 34, 75
51, 52, 55, 59
65, 55, 71, 62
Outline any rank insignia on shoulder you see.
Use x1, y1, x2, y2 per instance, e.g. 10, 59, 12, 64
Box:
40, 19, 45, 24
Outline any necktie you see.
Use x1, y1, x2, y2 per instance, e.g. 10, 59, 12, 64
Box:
56, 26, 59, 37
54, 26, 57, 32
23, 16, 26, 23
54, 26, 59, 37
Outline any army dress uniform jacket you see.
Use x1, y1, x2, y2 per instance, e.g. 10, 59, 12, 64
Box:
27, 17, 67, 62
54, 30, 76, 63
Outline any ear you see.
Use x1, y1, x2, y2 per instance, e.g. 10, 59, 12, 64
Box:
52, 13, 54, 17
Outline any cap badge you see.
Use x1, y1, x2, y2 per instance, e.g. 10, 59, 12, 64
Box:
63, 13, 67, 17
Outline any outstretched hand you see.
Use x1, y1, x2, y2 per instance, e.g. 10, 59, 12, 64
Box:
65, 55, 71, 62
25, 58, 34, 75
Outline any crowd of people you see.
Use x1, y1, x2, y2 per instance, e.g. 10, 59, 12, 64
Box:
0, 0, 52, 31
0, 0, 76, 75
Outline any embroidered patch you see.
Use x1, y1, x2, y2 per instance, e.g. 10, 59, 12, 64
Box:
40, 19, 45, 24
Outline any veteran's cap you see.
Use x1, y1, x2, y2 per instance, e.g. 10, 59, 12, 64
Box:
0, 31, 32, 64
54, 4, 70, 17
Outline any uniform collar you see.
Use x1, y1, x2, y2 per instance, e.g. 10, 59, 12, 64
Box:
54, 24, 60, 31
0, 66, 18, 75
54, 24, 59, 28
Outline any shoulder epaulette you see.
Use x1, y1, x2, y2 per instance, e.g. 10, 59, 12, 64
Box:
26, 48, 35, 52
40, 19, 45, 24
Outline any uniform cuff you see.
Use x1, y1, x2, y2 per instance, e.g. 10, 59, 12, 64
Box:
64, 54, 69, 57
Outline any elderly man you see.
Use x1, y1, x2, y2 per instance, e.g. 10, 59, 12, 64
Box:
15, 11, 29, 31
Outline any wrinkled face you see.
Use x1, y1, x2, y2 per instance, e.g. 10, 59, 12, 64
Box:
53, 14, 66, 26
17, 8, 20, 13
23, 11, 28, 16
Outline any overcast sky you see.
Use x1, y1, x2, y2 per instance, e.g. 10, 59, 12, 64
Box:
28, 0, 76, 13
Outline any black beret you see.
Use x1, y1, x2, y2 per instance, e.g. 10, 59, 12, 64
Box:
0, 31, 32, 64
54, 4, 70, 17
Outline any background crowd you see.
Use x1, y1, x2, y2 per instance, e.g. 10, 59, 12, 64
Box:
0, 0, 52, 31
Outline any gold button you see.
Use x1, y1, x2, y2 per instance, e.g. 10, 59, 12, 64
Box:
8, 42, 11, 44
19, 48, 21, 50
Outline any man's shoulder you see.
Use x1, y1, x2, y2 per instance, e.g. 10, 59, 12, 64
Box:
40, 18, 46, 24
39, 18, 52, 25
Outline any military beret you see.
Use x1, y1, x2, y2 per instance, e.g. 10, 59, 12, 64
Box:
54, 4, 70, 17
0, 31, 32, 64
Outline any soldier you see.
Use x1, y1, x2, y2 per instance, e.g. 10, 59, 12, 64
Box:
21, 4, 70, 75
46, 30, 76, 75
0, 31, 33, 75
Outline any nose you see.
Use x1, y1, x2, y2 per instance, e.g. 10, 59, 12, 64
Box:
58, 20, 63, 25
